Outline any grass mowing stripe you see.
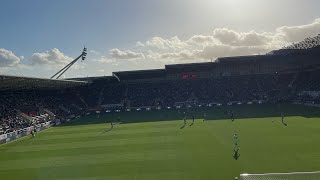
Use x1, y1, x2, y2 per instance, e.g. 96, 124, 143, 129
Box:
0, 160, 187, 180
0, 142, 181, 161
55, 172, 184, 180
46, 121, 178, 134
0, 149, 179, 170
6, 135, 182, 152
22, 131, 179, 146
34, 126, 179, 141
1, 104, 320, 180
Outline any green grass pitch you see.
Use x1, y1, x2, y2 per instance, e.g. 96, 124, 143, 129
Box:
1, 104, 320, 180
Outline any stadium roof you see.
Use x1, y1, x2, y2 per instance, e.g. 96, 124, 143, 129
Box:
165, 62, 216, 73
113, 69, 166, 81
0, 75, 89, 91
67, 76, 117, 82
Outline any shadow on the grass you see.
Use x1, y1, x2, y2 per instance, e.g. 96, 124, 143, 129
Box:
233, 153, 240, 160
60, 104, 320, 127
180, 123, 186, 129
102, 125, 113, 133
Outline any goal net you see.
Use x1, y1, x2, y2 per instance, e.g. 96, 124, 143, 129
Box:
240, 171, 320, 180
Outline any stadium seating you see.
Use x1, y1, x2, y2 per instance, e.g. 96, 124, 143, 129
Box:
1, 67, 320, 134
1, 35, 320, 133
72, 70, 318, 108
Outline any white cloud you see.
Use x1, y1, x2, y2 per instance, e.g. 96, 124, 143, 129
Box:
113, 18, 320, 64
138, 31, 274, 62
95, 56, 116, 64
136, 41, 145, 47
187, 35, 216, 45
212, 28, 272, 46
145, 36, 189, 50
109, 48, 145, 60
3, 18, 320, 78
30, 48, 73, 66
97, 69, 105, 73
152, 45, 270, 62
200, 44, 269, 59
0, 48, 20, 67
89, 50, 101, 56
159, 50, 201, 60
275, 18, 320, 43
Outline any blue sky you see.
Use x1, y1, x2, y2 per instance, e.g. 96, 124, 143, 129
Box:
0, 0, 320, 78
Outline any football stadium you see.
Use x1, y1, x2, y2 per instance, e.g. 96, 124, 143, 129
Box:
1, 34, 320, 179
1, 1, 320, 179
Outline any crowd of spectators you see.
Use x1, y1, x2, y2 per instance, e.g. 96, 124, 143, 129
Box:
124, 73, 296, 107
0, 91, 83, 135
1, 68, 320, 135
0, 107, 30, 135
73, 70, 320, 108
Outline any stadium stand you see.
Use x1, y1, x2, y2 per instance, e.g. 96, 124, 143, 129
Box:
1, 35, 320, 136
0, 77, 88, 135
72, 35, 320, 110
